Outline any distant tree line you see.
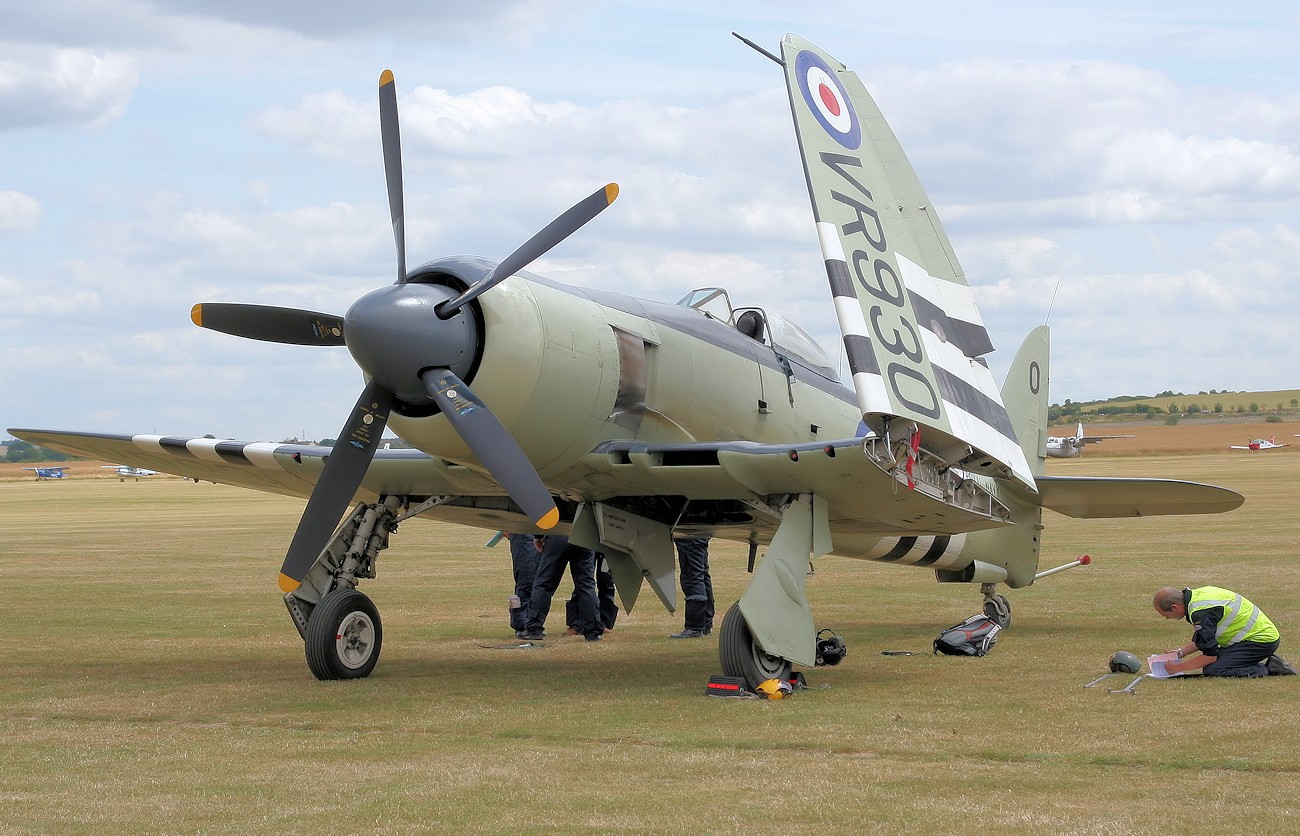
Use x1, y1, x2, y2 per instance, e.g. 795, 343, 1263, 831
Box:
2, 440, 76, 463
1050, 390, 1300, 423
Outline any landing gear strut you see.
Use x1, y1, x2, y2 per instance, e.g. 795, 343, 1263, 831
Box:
982, 583, 1012, 628
283, 495, 404, 680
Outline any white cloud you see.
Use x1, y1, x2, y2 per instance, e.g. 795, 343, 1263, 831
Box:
0, 190, 41, 231
0, 44, 137, 130
874, 57, 1300, 229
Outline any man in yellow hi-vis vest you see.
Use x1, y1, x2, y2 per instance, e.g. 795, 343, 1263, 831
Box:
1153, 586, 1293, 677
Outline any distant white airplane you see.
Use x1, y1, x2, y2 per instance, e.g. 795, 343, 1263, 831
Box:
103, 464, 159, 479
1229, 436, 1289, 451
1045, 423, 1136, 458
22, 465, 70, 480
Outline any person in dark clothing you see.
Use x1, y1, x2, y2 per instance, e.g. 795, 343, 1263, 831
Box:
1153, 585, 1293, 677
567, 552, 619, 634
595, 553, 619, 632
507, 533, 539, 638
521, 535, 602, 641
669, 536, 713, 639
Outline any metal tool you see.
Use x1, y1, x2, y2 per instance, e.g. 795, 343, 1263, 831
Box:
1107, 674, 1147, 695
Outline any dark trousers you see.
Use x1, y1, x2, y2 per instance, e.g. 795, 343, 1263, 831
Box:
596, 554, 619, 630
525, 536, 599, 637
507, 534, 538, 632
1204, 639, 1279, 678
570, 554, 619, 631
675, 537, 714, 631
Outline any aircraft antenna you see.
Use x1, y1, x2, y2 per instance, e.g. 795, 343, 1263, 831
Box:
1044, 281, 1060, 326
732, 32, 784, 66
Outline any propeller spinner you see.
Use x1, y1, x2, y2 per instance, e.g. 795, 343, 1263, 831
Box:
192, 70, 617, 593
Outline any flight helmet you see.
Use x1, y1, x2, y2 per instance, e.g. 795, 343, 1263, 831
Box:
1109, 651, 1142, 673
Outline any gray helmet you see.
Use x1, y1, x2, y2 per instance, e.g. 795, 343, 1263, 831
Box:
1109, 651, 1142, 673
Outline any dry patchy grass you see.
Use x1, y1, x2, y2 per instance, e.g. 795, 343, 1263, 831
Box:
2, 449, 1298, 833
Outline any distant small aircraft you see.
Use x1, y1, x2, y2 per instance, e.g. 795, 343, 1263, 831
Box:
22, 465, 70, 480
103, 464, 159, 480
1230, 436, 1289, 451
1045, 423, 1135, 458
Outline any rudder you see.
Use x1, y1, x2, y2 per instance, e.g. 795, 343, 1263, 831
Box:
1000, 325, 1050, 479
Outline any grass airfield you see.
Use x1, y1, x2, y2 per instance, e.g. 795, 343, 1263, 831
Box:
2, 427, 1298, 833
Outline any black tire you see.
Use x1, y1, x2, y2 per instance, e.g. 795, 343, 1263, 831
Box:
984, 593, 1012, 629
305, 588, 383, 680
718, 601, 791, 690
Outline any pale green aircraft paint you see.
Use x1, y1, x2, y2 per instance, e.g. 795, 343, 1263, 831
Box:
9, 35, 1243, 688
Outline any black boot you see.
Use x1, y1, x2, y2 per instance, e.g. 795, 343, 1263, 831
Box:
1266, 654, 1297, 676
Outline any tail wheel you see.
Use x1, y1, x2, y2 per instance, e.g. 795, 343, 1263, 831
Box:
305, 588, 383, 680
718, 601, 791, 690
984, 593, 1012, 629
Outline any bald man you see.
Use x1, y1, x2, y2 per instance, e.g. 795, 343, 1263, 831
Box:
1153, 586, 1292, 677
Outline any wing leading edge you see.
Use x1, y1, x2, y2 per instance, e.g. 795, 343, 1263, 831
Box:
6, 428, 502, 502
779, 34, 1033, 489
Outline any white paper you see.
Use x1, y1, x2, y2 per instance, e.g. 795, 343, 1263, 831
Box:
1147, 651, 1187, 679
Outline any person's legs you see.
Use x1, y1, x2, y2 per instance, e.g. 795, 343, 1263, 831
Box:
671, 537, 712, 638
508, 534, 538, 633
596, 554, 619, 630
523, 537, 569, 637
1203, 640, 1277, 677
565, 545, 601, 639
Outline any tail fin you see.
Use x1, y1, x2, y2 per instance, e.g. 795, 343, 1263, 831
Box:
999, 325, 1050, 480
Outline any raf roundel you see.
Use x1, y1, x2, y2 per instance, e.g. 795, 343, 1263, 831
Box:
794, 50, 861, 151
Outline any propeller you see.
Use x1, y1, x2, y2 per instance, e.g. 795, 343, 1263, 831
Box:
379, 69, 406, 284
192, 70, 617, 592
278, 381, 393, 592
434, 182, 618, 318
420, 368, 559, 528
190, 303, 345, 346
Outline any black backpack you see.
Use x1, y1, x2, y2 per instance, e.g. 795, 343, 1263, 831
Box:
933, 614, 1002, 657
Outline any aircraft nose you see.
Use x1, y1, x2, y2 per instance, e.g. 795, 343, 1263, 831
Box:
344, 282, 479, 406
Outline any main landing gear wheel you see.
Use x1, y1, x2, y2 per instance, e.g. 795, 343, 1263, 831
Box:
305, 588, 383, 680
718, 601, 792, 690
984, 593, 1012, 629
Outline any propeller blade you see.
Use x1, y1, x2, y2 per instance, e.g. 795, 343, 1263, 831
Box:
379, 69, 407, 284
420, 368, 559, 529
278, 381, 394, 592
191, 303, 345, 346
436, 183, 619, 317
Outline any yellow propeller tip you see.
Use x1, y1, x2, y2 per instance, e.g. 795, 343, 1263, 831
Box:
380, 69, 395, 87
278, 572, 301, 594
190, 304, 203, 327
537, 507, 560, 530
604, 183, 619, 203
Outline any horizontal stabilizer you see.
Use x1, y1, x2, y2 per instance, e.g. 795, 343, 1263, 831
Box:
1036, 475, 1244, 518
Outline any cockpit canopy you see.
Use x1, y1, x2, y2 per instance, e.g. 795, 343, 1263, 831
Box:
676, 287, 837, 378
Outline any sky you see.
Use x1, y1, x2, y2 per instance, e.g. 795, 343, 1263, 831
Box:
4, 1, 1299, 443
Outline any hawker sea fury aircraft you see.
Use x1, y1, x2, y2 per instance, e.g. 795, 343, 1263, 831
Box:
10, 34, 1244, 689
1045, 423, 1136, 458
